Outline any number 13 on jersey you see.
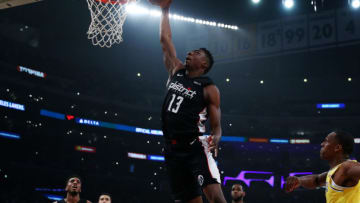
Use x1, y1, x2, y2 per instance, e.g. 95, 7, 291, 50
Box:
168, 94, 184, 113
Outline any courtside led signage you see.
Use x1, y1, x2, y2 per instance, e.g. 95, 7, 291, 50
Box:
35, 188, 65, 192
66, 115, 75, 120
44, 194, 63, 201
148, 155, 165, 162
17, 65, 46, 78
76, 118, 100, 126
221, 136, 247, 142
224, 171, 312, 188
0, 131, 20, 139
128, 152, 165, 162
249, 138, 269, 143
290, 139, 310, 144
316, 103, 345, 109
270, 139, 289, 144
135, 127, 163, 136
0, 99, 25, 111
40, 109, 65, 120
75, 146, 96, 153
39, 109, 314, 144
127, 152, 147, 160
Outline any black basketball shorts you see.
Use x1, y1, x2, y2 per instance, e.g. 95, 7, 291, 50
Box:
164, 136, 221, 202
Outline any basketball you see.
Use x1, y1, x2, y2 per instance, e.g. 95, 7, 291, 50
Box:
148, 0, 172, 8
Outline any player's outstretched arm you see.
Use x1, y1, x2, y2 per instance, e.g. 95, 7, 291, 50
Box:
150, 0, 183, 76
205, 85, 222, 157
285, 172, 327, 193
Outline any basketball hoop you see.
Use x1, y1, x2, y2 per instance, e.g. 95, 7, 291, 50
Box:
86, 0, 137, 48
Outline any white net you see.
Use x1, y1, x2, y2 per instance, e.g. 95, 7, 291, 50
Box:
86, 0, 135, 48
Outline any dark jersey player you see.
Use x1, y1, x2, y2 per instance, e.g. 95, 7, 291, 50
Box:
149, 0, 226, 202
54, 176, 91, 203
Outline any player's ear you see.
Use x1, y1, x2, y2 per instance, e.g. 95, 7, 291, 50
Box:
243, 192, 246, 197
201, 61, 208, 71
202, 59, 208, 66
334, 144, 342, 153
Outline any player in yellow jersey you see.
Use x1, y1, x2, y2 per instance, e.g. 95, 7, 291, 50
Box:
285, 131, 360, 203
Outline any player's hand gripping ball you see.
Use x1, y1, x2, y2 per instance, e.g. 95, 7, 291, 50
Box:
148, 0, 172, 8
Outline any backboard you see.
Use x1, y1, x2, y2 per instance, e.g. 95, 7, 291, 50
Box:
0, 0, 43, 9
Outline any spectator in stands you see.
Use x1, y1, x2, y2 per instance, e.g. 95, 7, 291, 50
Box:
98, 193, 111, 203
54, 175, 91, 203
231, 184, 245, 203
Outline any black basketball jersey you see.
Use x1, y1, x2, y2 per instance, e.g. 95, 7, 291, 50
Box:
161, 69, 214, 140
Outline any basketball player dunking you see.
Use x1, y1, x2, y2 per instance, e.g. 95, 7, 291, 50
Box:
149, 0, 227, 202
285, 131, 360, 202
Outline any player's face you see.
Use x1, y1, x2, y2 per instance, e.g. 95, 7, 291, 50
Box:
185, 49, 207, 72
231, 184, 244, 200
98, 195, 111, 203
65, 177, 81, 194
320, 132, 339, 160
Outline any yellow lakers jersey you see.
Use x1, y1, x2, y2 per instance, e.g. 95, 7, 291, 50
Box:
325, 160, 360, 203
